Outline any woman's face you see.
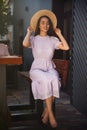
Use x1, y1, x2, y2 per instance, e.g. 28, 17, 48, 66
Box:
39, 17, 50, 33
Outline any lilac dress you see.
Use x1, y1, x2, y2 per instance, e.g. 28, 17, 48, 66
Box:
29, 35, 61, 100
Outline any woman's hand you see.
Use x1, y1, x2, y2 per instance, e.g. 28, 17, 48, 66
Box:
23, 26, 33, 47
55, 28, 61, 36
55, 28, 70, 50
27, 26, 33, 34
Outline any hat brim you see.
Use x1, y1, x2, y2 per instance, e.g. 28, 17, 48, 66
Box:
30, 9, 57, 32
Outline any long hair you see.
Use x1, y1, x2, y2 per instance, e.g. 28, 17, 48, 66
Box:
34, 15, 57, 37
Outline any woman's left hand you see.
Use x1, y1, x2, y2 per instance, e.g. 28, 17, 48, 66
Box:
55, 28, 61, 36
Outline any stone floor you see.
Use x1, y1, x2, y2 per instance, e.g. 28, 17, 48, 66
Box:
7, 87, 87, 130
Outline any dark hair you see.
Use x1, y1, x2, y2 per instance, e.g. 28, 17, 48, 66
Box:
34, 15, 57, 36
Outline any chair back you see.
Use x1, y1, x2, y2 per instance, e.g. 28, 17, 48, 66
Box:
53, 59, 70, 89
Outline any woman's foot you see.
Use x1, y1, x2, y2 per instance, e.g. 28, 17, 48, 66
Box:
41, 108, 49, 124
49, 112, 58, 128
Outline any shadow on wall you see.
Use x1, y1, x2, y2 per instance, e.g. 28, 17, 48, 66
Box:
23, 47, 34, 71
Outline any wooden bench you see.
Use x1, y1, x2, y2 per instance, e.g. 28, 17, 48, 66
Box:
53, 59, 70, 89
18, 59, 70, 120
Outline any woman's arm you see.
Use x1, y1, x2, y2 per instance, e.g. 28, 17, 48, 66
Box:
23, 26, 32, 47
55, 28, 70, 50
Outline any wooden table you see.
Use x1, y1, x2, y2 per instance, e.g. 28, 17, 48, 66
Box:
0, 55, 22, 128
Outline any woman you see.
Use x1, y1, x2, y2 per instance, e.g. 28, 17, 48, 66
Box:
23, 9, 69, 128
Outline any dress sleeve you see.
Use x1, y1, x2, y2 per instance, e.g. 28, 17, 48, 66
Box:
30, 35, 35, 47
52, 36, 61, 49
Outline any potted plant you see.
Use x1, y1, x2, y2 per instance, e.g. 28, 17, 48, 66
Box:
0, 0, 11, 41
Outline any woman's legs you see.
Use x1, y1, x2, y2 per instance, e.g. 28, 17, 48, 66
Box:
41, 106, 49, 124
42, 96, 57, 128
30, 69, 59, 127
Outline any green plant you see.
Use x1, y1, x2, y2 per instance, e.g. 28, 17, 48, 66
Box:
0, 0, 11, 36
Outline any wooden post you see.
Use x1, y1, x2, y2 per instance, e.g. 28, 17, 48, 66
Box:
0, 65, 8, 129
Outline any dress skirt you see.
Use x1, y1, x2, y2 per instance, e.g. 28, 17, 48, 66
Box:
30, 68, 61, 100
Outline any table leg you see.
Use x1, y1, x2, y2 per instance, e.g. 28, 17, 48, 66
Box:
0, 65, 8, 129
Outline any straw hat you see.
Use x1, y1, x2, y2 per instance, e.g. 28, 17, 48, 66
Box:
30, 9, 57, 32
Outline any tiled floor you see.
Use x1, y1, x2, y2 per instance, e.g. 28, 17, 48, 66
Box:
7, 87, 87, 130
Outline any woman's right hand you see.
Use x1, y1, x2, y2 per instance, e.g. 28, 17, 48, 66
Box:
27, 26, 33, 34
